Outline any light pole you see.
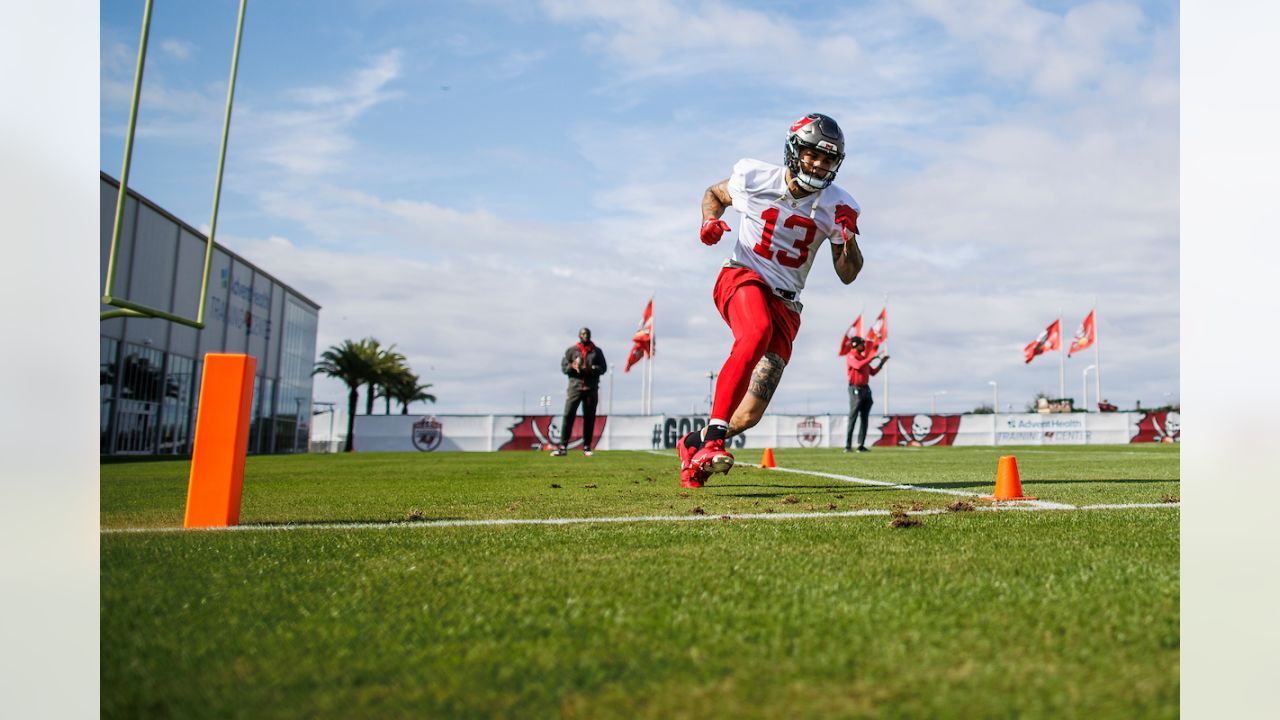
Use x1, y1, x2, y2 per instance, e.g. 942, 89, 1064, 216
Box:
705, 371, 717, 415
1083, 365, 1097, 412
312, 401, 336, 452
931, 390, 948, 414
988, 381, 999, 446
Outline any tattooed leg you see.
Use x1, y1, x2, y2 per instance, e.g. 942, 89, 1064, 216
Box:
726, 352, 785, 437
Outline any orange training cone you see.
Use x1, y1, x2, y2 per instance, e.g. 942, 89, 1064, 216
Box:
760, 448, 777, 468
984, 455, 1036, 501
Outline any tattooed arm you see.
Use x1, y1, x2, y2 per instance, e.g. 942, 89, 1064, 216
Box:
702, 179, 733, 222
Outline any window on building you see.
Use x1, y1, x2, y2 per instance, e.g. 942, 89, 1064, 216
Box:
101, 337, 119, 453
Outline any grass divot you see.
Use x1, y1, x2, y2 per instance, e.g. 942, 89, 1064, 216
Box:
889, 507, 923, 528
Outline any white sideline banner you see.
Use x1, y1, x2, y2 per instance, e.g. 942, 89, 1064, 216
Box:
352, 410, 1178, 453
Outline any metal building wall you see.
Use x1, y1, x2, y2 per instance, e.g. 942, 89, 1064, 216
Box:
99, 173, 321, 455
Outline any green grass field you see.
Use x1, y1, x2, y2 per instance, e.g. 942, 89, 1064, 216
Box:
101, 445, 1179, 718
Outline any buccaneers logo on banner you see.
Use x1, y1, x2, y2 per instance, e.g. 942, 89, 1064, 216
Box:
498, 416, 609, 451
1131, 411, 1179, 443
874, 414, 961, 447
796, 416, 823, 447
411, 416, 443, 451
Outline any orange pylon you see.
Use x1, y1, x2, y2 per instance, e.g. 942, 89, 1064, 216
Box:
184, 353, 257, 528
984, 455, 1036, 501
760, 448, 777, 468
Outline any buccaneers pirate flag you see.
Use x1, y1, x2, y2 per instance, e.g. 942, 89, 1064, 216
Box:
1024, 319, 1061, 363
624, 299, 654, 373
838, 314, 863, 356
1068, 310, 1096, 356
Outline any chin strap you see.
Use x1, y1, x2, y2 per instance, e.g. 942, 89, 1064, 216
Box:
777, 181, 827, 218
809, 187, 826, 219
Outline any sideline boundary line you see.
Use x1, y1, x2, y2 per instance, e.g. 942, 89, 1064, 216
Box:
103, 460, 1177, 535
101, 502, 1180, 535
646, 450, 1076, 509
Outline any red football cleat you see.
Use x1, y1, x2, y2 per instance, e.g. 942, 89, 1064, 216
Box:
678, 431, 709, 488
691, 438, 735, 476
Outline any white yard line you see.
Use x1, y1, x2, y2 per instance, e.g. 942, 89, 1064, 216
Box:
647, 450, 1152, 511
101, 501, 1179, 535
102, 460, 1178, 535
102, 509, 926, 534
652, 451, 1079, 510
1010, 449, 1172, 457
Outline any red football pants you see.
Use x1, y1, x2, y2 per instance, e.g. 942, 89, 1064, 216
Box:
710, 267, 801, 422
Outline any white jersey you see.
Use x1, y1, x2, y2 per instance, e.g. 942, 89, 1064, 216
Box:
725, 158, 860, 310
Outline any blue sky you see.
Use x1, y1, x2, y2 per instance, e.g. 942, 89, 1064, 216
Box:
100, 0, 1179, 416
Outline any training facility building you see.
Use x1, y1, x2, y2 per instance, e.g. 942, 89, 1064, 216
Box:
100, 172, 320, 455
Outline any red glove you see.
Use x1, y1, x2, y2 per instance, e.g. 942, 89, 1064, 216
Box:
700, 218, 731, 246
834, 204, 860, 236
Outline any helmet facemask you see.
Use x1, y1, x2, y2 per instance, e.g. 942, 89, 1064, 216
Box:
784, 114, 846, 191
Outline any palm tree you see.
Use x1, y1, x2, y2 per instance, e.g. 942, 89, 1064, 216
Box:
386, 368, 437, 414
374, 355, 412, 415
362, 340, 406, 416
313, 338, 379, 452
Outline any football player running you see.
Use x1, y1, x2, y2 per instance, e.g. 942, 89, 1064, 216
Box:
680, 113, 865, 488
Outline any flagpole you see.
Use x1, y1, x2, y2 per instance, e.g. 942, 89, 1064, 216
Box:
647, 352, 654, 415
1093, 299, 1101, 411
644, 356, 649, 414
639, 356, 647, 414
882, 293, 890, 416
641, 357, 648, 414
648, 296, 655, 415
1057, 310, 1065, 400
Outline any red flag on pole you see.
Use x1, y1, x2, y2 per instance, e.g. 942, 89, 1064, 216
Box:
1068, 310, 1096, 357
624, 299, 654, 373
838, 314, 863, 356
1024, 319, 1061, 363
865, 308, 887, 354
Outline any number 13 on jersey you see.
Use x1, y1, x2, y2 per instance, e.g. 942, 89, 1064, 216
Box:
751, 208, 818, 268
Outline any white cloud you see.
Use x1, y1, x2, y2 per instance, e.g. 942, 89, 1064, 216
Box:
99, 39, 225, 142
250, 49, 404, 177
537, 0, 868, 87
906, 0, 1149, 98
495, 49, 550, 79
159, 38, 194, 60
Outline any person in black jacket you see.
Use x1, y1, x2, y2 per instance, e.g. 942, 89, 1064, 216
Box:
553, 327, 607, 456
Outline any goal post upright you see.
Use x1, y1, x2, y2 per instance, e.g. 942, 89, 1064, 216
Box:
100, 0, 250, 329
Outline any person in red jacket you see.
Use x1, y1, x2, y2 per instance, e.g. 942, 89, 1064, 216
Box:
845, 336, 889, 452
